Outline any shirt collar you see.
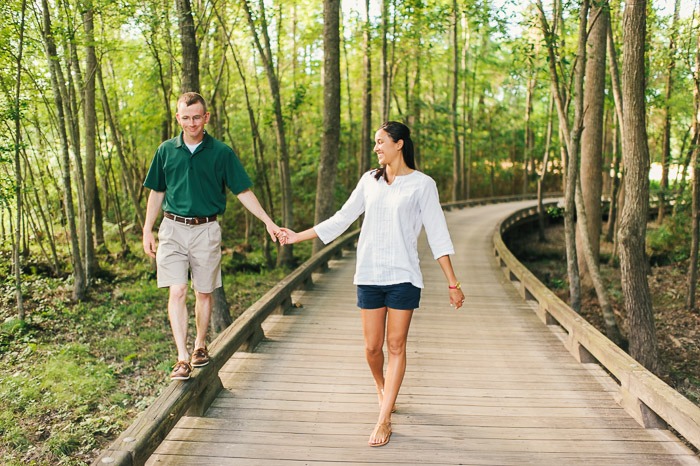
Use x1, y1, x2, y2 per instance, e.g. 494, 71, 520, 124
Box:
175, 131, 211, 151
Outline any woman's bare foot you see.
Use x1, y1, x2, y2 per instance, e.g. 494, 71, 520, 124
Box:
368, 421, 392, 446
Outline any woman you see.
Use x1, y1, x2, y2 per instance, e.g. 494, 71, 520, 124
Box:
279, 121, 465, 447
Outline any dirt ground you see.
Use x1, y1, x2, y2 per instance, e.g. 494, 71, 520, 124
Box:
507, 222, 700, 405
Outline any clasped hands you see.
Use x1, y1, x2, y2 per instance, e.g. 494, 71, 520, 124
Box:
276, 227, 297, 245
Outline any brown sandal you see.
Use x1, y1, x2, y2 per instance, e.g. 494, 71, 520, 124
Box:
369, 422, 392, 447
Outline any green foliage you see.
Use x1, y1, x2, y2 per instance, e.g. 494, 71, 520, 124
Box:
648, 197, 693, 264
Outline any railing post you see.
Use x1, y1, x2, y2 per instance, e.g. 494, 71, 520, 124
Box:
186, 374, 224, 417
616, 385, 667, 429
240, 324, 264, 352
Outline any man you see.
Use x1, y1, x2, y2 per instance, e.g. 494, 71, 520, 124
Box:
143, 92, 281, 380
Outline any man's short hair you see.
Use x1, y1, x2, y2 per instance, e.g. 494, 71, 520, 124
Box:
177, 92, 207, 113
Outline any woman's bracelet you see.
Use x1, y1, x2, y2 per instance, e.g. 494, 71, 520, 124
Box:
448, 281, 461, 290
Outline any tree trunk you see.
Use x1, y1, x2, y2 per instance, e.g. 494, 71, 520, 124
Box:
577, 3, 608, 282
41, 0, 86, 301
313, 0, 341, 255
451, 0, 460, 202
176, 0, 200, 93
13, 0, 27, 319
84, 6, 98, 281
536, 0, 588, 313
360, 0, 373, 177
213, 3, 275, 268
242, 0, 294, 267
63, 32, 87, 269
606, 123, 621, 242
524, 69, 536, 195
686, 31, 700, 310
210, 287, 232, 333
619, 0, 659, 372
658, 0, 680, 224
537, 90, 555, 242
380, 0, 390, 121
460, 19, 470, 198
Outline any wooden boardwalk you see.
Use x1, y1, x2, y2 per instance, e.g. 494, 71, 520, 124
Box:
147, 200, 700, 465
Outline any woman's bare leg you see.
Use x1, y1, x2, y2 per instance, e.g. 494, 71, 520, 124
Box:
369, 307, 413, 445
361, 307, 387, 402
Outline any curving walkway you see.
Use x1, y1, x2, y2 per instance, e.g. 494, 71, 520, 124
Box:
147, 200, 699, 465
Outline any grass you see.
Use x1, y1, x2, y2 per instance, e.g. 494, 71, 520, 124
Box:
0, 232, 293, 465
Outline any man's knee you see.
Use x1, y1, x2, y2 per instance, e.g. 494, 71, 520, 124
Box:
169, 284, 188, 302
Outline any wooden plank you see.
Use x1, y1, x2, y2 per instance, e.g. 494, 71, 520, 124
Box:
148, 441, 698, 466
173, 416, 684, 442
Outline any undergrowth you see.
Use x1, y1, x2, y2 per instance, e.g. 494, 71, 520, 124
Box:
0, 231, 293, 465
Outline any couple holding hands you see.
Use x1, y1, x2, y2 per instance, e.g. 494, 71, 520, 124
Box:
142, 92, 465, 447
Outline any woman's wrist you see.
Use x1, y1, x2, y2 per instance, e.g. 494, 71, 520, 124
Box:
448, 281, 461, 290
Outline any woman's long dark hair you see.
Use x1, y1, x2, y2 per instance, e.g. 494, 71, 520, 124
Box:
373, 121, 416, 181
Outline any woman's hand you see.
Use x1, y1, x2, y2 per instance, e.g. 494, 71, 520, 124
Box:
449, 287, 465, 309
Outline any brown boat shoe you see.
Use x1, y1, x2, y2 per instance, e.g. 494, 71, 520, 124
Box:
170, 361, 193, 380
191, 347, 210, 367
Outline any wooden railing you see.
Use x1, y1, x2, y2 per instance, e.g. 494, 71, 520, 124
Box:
493, 203, 700, 450
93, 228, 360, 465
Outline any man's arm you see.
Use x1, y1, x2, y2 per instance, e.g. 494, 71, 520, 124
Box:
143, 190, 165, 257
236, 189, 280, 242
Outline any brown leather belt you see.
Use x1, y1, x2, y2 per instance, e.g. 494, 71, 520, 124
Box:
164, 212, 217, 225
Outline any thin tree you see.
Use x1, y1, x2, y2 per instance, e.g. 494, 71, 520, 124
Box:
451, 0, 461, 201
40, 0, 86, 301
523, 66, 536, 195
380, 0, 390, 121
241, 0, 294, 267
606, 5, 624, 243
537, 90, 554, 242
619, 0, 659, 372
13, 0, 28, 319
313, 0, 341, 255
686, 30, 700, 310
578, 3, 608, 283
658, 0, 681, 224
536, 0, 586, 313
84, 4, 99, 280
360, 0, 373, 177
176, 0, 199, 92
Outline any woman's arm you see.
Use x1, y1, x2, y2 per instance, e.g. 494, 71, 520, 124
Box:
437, 255, 465, 309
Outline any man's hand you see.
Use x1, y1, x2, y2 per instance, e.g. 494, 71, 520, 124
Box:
143, 230, 157, 258
266, 222, 282, 243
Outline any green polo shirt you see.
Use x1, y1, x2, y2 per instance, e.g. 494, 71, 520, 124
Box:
143, 132, 253, 217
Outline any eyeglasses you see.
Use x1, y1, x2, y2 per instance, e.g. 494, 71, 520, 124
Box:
180, 115, 204, 122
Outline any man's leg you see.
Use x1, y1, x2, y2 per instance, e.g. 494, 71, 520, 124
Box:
194, 291, 212, 350
168, 283, 190, 362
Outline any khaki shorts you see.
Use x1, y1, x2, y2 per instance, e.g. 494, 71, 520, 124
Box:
156, 217, 222, 293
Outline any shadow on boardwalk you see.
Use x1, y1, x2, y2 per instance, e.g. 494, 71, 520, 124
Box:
147, 200, 699, 466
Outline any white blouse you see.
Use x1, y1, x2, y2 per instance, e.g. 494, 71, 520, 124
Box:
314, 170, 455, 288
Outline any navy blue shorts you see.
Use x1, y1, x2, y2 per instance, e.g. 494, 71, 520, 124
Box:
357, 282, 421, 310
